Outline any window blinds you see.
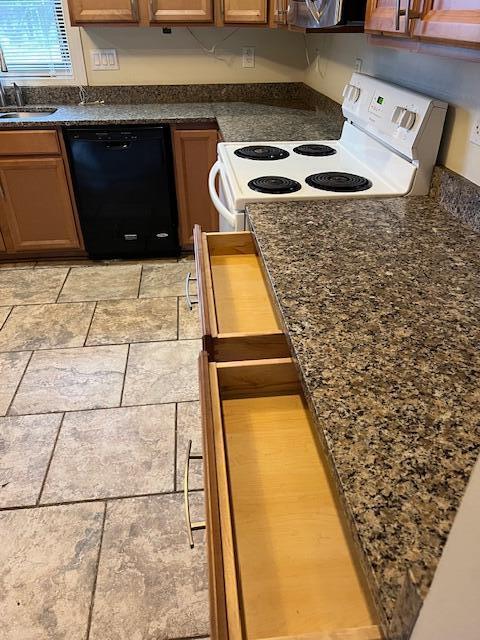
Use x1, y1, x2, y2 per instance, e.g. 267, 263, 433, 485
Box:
0, 0, 73, 76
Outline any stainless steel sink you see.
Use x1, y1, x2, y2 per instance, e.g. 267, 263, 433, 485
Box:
0, 108, 58, 119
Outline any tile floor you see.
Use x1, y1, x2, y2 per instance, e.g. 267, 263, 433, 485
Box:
0, 257, 210, 640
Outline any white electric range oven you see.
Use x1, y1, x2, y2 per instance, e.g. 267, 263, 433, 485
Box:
208, 72, 448, 233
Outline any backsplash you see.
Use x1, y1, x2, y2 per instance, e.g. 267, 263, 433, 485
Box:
3, 82, 342, 117
430, 166, 480, 234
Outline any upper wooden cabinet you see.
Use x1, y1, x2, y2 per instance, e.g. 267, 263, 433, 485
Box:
223, 0, 267, 22
366, 0, 480, 48
68, 0, 140, 24
365, 0, 421, 35
412, 0, 480, 47
147, 0, 213, 22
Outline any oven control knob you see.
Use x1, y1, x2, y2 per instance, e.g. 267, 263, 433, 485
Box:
392, 106, 416, 130
342, 83, 361, 103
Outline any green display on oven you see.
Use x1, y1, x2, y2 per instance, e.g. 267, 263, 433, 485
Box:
377, 96, 384, 105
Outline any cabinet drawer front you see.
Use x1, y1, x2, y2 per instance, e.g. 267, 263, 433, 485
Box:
204, 357, 381, 640
0, 130, 60, 156
194, 225, 289, 360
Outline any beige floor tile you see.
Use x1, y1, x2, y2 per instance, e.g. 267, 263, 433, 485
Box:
89, 493, 209, 640
0, 351, 31, 416
0, 302, 95, 352
0, 503, 104, 640
122, 340, 200, 406
0, 268, 69, 306
0, 261, 36, 270
10, 345, 128, 415
41, 404, 175, 503
176, 401, 203, 491
58, 265, 142, 302
139, 262, 196, 299
0, 414, 62, 508
34, 259, 99, 268
178, 296, 202, 340
0, 306, 11, 328
86, 298, 177, 346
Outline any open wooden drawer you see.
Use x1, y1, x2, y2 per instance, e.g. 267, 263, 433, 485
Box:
193, 225, 290, 361
199, 352, 381, 640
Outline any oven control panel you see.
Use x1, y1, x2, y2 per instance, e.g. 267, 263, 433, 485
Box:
342, 72, 447, 162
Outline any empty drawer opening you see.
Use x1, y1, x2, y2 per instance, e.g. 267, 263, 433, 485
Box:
215, 360, 379, 640
207, 233, 281, 336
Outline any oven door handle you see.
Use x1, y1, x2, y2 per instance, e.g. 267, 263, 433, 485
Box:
208, 160, 239, 229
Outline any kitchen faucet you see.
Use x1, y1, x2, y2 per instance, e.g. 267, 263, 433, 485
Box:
0, 46, 7, 107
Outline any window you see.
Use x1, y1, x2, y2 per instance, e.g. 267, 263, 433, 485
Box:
0, 0, 86, 83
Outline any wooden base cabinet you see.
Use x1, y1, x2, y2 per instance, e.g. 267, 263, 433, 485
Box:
199, 355, 381, 640
173, 131, 218, 250
0, 130, 82, 256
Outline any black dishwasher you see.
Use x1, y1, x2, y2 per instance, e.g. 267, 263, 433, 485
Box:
65, 126, 179, 259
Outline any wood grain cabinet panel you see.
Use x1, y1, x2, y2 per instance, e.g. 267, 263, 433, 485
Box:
173, 129, 218, 249
147, 0, 213, 22
0, 229, 6, 253
67, 0, 140, 24
0, 157, 81, 253
365, 0, 421, 35
412, 0, 480, 47
223, 0, 267, 23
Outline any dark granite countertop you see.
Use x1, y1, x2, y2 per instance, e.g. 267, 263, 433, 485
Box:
247, 196, 480, 639
0, 101, 343, 142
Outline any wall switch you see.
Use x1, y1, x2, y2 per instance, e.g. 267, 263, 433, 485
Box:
90, 49, 119, 71
470, 114, 480, 147
354, 57, 363, 72
242, 47, 255, 68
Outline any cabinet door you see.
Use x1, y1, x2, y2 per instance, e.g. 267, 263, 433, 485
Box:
148, 0, 213, 22
272, 0, 287, 25
365, 0, 421, 35
223, 0, 267, 23
172, 130, 218, 249
67, 0, 139, 24
412, 0, 480, 47
0, 157, 81, 253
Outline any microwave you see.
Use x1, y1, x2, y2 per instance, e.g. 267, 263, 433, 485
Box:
287, 0, 366, 29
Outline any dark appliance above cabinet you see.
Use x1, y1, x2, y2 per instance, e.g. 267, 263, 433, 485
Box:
64, 126, 179, 259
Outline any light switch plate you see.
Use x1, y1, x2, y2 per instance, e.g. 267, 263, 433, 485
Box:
90, 49, 119, 71
242, 47, 255, 68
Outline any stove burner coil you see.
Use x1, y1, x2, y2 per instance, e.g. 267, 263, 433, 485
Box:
248, 176, 302, 194
234, 145, 289, 161
293, 144, 337, 157
305, 172, 372, 192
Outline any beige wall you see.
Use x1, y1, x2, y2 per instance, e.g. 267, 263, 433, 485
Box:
305, 33, 480, 186
80, 27, 305, 85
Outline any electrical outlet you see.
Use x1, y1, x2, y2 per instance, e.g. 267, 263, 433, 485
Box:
470, 114, 480, 147
90, 49, 119, 71
242, 47, 255, 68
354, 57, 363, 72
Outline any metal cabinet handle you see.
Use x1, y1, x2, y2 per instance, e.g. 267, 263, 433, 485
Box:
185, 272, 198, 311
0, 179, 5, 200
395, 0, 419, 32
183, 439, 205, 548
130, 0, 139, 19
149, 0, 155, 19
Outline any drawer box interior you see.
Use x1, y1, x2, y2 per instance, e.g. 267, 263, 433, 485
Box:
195, 227, 289, 361
207, 358, 380, 640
